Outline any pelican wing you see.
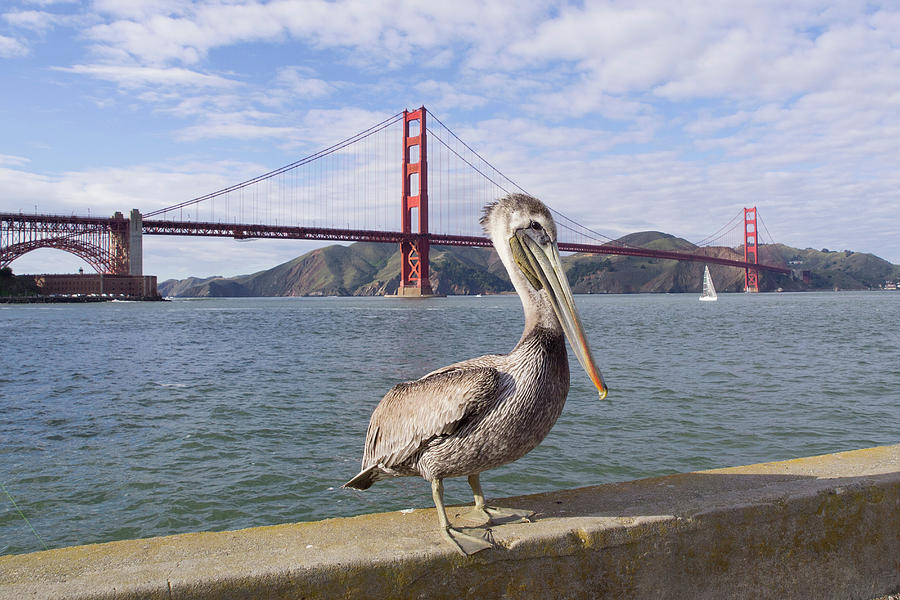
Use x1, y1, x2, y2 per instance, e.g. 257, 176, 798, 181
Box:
361, 366, 500, 471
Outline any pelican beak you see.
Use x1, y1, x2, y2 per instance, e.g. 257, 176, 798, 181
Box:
513, 232, 608, 399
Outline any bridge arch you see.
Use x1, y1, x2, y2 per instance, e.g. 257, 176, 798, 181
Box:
1, 213, 133, 275
1, 238, 110, 274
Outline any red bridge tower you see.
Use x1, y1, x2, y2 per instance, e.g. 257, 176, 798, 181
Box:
744, 207, 760, 293
396, 107, 434, 296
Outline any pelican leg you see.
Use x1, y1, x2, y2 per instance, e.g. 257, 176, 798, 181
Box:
459, 474, 535, 527
431, 479, 493, 556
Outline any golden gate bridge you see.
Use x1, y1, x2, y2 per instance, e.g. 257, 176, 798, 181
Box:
1, 107, 789, 294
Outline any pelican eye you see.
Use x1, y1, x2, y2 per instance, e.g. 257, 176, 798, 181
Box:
530, 220, 543, 231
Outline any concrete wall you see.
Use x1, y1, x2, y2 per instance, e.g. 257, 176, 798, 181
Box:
1, 445, 898, 600
34, 274, 158, 297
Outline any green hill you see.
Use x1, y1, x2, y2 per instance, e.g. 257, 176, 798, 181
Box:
157, 233, 900, 297
765, 245, 900, 291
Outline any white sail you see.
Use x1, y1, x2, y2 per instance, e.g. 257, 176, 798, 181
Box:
700, 265, 718, 302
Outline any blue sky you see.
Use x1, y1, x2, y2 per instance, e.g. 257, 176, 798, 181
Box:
2, 1, 899, 281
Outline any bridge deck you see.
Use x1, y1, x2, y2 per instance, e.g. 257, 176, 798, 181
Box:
1, 213, 792, 276
141, 219, 792, 274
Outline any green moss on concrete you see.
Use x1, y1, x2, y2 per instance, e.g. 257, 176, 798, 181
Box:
2, 446, 898, 600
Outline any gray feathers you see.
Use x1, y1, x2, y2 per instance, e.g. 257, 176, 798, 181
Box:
361, 367, 500, 474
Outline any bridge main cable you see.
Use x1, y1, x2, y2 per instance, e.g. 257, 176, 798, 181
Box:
144, 112, 405, 218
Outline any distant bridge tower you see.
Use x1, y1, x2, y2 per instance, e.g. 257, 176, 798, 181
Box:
396, 107, 433, 296
744, 207, 759, 293
128, 209, 143, 276
103, 209, 143, 275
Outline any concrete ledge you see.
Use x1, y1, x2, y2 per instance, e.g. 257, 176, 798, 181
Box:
2, 445, 898, 599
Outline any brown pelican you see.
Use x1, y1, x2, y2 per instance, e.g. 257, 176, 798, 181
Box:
344, 193, 607, 555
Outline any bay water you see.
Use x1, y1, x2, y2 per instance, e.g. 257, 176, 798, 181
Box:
2, 292, 898, 555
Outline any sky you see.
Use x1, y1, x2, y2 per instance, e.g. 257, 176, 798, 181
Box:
2, 0, 899, 281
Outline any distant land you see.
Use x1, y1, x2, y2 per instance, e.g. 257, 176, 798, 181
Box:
157, 232, 900, 298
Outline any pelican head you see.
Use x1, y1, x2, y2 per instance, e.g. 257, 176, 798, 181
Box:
481, 194, 608, 399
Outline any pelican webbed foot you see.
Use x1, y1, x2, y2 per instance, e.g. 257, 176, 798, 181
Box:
441, 525, 494, 556
460, 473, 535, 527
459, 505, 535, 527
432, 478, 495, 556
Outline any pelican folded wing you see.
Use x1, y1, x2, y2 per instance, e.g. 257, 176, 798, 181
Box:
359, 367, 500, 477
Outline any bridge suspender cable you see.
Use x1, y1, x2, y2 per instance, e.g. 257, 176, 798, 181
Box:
144, 112, 404, 218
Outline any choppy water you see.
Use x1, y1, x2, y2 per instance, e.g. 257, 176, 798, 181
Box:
2, 292, 898, 555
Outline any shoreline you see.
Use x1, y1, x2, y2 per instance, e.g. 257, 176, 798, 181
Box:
0, 295, 165, 304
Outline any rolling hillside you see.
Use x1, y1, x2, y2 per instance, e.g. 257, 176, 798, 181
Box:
158, 234, 900, 297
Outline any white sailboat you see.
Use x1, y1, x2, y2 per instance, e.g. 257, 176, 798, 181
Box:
700, 265, 718, 302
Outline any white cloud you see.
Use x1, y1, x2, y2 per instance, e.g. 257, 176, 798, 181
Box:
54, 64, 241, 88
86, 1, 286, 66
655, 12, 900, 102
298, 106, 404, 145
684, 110, 753, 137
4, 9, 64, 32
526, 76, 655, 122
90, 0, 187, 20
0, 154, 30, 167
80, 0, 546, 69
452, 117, 651, 161
0, 34, 28, 57
7, 0, 900, 276
273, 66, 336, 99
170, 105, 398, 146
176, 118, 299, 142
497, 2, 900, 113
22, 0, 81, 5
414, 80, 487, 112
0, 158, 265, 218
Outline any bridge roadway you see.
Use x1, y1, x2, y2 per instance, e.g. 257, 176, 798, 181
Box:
142, 219, 792, 274
1, 213, 790, 275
